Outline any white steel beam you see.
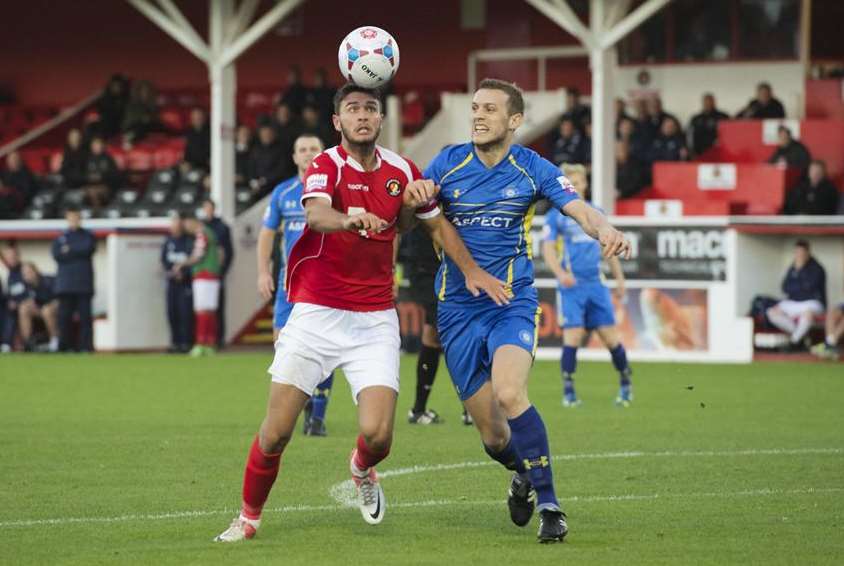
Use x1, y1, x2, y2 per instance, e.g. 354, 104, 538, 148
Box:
524, 0, 596, 50
209, 0, 238, 223
605, 0, 633, 29
227, 0, 261, 43
220, 0, 304, 68
599, 0, 672, 50
126, 0, 210, 62
157, 0, 207, 52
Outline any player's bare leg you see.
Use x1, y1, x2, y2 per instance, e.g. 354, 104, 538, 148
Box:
17, 299, 36, 350
596, 326, 634, 406
215, 382, 309, 542
561, 328, 586, 407
351, 386, 397, 525
813, 306, 844, 359
40, 302, 60, 351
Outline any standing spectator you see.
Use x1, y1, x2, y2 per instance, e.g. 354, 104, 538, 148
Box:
177, 214, 222, 356
161, 212, 194, 353
768, 126, 811, 173
60, 129, 89, 189
18, 262, 59, 352
201, 198, 233, 349
182, 108, 210, 173
2, 151, 38, 205
562, 87, 591, 132
272, 103, 301, 163
300, 104, 335, 149
736, 82, 786, 119
82, 137, 121, 209
616, 141, 646, 199
617, 116, 648, 163
235, 125, 253, 185
783, 160, 840, 215
649, 117, 688, 162
766, 240, 826, 350
1, 245, 25, 352
642, 96, 679, 145
52, 206, 96, 352
310, 67, 336, 120
121, 80, 160, 146
246, 124, 288, 198
615, 98, 632, 132
551, 117, 587, 166
279, 65, 307, 117
95, 74, 130, 139
688, 93, 729, 156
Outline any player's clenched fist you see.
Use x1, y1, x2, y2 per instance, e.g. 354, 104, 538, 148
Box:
343, 212, 388, 234
597, 225, 632, 259
403, 180, 440, 209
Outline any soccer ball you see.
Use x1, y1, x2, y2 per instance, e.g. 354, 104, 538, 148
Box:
338, 26, 400, 88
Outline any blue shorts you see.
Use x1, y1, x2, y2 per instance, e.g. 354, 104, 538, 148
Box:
437, 291, 541, 401
556, 281, 616, 330
273, 289, 295, 329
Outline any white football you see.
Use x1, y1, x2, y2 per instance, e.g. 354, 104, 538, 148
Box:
338, 26, 400, 88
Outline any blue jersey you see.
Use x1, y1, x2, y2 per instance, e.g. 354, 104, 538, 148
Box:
425, 143, 579, 305
542, 203, 603, 283
263, 176, 307, 277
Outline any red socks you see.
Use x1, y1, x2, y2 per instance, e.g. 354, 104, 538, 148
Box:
194, 311, 219, 346
241, 436, 282, 520
353, 433, 391, 471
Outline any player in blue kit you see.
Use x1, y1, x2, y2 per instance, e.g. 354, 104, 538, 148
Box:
418, 79, 630, 543
257, 134, 334, 437
541, 164, 633, 408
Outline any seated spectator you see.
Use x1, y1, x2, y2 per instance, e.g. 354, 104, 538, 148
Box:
82, 137, 121, 209
768, 126, 810, 173
0, 152, 38, 216
235, 125, 253, 185
0, 174, 25, 219
562, 88, 591, 132
551, 117, 587, 166
688, 93, 729, 157
615, 98, 632, 132
783, 160, 840, 215
300, 104, 335, 149
272, 103, 301, 175
60, 129, 89, 189
246, 124, 288, 198
309, 67, 336, 120
1, 245, 25, 352
617, 117, 648, 163
94, 74, 130, 139
279, 65, 307, 117
18, 262, 59, 352
121, 80, 160, 146
616, 140, 646, 199
642, 96, 679, 145
736, 82, 786, 119
182, 108, 211, 173
649, 117, 688, 162
766, 240, 826, 349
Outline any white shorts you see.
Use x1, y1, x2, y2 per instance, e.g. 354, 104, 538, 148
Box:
192, 279, 220, 311
775, 299, 824, 319
268, 303, 400, 402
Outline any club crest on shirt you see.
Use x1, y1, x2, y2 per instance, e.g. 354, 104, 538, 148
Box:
501, 186, 517, 198
519, 330, 533, 345
385, 178, 402, 197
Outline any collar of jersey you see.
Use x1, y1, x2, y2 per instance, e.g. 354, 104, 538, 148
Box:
471, 145, 513, 170
336, 144, 382, 172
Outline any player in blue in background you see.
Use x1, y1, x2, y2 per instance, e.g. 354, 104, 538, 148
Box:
419, 79, 630, 543
256, 134, 334, 437
541, 164, 633, 408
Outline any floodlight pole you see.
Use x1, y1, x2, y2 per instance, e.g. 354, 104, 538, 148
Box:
524, 0, 671, 213
126, 0, 305, 223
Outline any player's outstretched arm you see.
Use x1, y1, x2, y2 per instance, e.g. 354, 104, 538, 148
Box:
562, 200, 632, 259
304, 198, 387, 234
420, 214, 511, 306
256, 227, 276, 301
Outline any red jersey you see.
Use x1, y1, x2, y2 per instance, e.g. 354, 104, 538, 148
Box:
286, 144, 439, 312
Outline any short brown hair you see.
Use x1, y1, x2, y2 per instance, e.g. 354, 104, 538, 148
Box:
333, 82, 383, 114
476, 78, 525, 116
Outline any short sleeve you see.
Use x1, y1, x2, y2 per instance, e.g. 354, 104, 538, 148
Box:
422, 147, 451, 185
262, 185, 284, 230
535, 156, 579, 211
408, 158, 440, 220
542, 209, 561, 242
301, 153, 338, 205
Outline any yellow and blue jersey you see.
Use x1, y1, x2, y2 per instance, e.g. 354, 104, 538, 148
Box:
263, 176, 307, 277
424, 142, 579, 305
542, 203, 603, 283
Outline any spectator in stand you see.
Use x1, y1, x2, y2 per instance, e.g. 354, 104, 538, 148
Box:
310, 67, 336, 120
272, 103, 300, 175
121, 80, 160, 146
766, 240, 826, 350
246, 123, 288, 198
2, 151, 38, 206
688, 93, 729, 157
52, 206, 96, 352
562, 87, 591, 132
783, 160, 840, 215
736, 82, 786, 119
82, 137, 120, 209
551, 117, 587, 166
617, 116, 648, 163
201, 198, 233, 349
1, 245, 25, 352
235, 125, 253, 186
161, 212, 194, 353
18, 262, 59, 352
616, 140, 646, 199
95, 74, 130, 138
615, 98, 632, 132
182, 108, 211, 173
300, 104, 335, 149
582, 117, 593, 167
643, 96, 679, 145
60, 129, 89, 189
768, 126, 811, 173
279, 65, 308, 117
649, 116, 688, 162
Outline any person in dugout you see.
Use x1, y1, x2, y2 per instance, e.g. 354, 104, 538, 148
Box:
162, 212, 195, 353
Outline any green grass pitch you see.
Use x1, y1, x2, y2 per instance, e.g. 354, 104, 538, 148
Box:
1, 353, 842, 565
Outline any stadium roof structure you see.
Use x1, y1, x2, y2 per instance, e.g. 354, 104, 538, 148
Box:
128, 0, 671, 218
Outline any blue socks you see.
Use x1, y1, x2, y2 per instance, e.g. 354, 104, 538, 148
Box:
508, 406, 559, 511
562, 345, 577, 394
310, 374, 334, 421
609, 344, 632, 385
483, 438, 526, 474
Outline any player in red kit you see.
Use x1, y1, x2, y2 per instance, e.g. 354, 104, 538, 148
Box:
216, 83, 507, 542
